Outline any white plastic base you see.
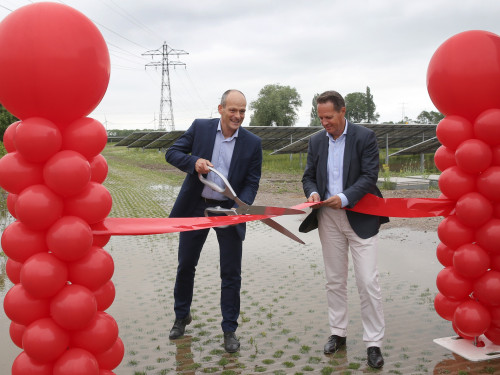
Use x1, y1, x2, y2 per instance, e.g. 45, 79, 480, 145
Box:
434, 335, 500, 362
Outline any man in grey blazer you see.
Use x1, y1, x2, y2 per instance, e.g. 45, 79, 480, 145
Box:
301, 90, 388, 369
165, 90, 262, 353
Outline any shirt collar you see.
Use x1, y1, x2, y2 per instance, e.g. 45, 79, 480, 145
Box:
217, 120, 239, 140
325, 119, 348, 141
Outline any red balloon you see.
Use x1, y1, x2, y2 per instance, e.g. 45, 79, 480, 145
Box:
53, 348, 99, 375
99, 370, 116, 375
435, 116, 474, 150
3, 284, 50, 325
454, 299, 491, 337
427, 30, 500, 121
493, 145, 500, 165
62, 117, 107, 159
455, 139, 492, 174
15, 184, 64, 230
1, 221, 48, 262
47, 216, 93, 262
438, 166, 476, 200
6, 192, 18, 218
71, 312, 118, 354
494, 202, 500, 218
9, 321, 26, 349
452, 319, 475, 340
23, 318, 70, 363
90, 154, 108, 183
455, 192, 493, 228
453, 243, 490, 279
50, 284, 97, 331
476, 218, 500, 253
434, 292, 463, 321
474, 271, 500, 306
93, 280, 116, 311
95, 336, 124, 370
492, 254, 500, 271
434, 145, 456, 172
43, 150, 91, 197
477, 166, 500, 201
6, 258, 23, 284
436, 266, 473, 300
3, 120, 20, 153
474, 108, 500, 146
485, 325, 500, 345
437, 215, 475, 249
436, 242, 454, 267
490, 306, 500, 326
68, 246, 114, 290
14, 117, 62, 163
64, 182, 112, 224
20, 252, 68, 299
12, 351, 53, 375
0, 3, 110, 124
0, 152, 43, 194
93, 234, 111, 248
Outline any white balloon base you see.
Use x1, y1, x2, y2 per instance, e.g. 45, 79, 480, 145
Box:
434, 335, 500, 361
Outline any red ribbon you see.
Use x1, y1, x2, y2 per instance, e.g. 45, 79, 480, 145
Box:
91, 194, 455, 236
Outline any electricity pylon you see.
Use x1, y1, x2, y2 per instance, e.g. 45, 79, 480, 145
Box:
143, 42, 188, 131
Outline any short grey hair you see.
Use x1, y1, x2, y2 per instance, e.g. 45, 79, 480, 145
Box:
220, 89, 246, 107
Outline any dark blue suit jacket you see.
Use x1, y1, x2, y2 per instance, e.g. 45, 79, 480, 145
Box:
165, 118, 262, 240
302, 121, 388, 239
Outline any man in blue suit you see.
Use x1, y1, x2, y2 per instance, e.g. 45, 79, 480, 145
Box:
301, 90, 388, 369
165, 89, 262, 353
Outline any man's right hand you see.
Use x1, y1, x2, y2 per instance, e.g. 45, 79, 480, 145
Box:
195, 158, 214, 174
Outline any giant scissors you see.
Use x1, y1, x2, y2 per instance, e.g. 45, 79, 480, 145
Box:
198, 167, 305, 244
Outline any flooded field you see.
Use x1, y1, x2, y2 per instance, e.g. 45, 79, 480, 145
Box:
1, 151, 500, 374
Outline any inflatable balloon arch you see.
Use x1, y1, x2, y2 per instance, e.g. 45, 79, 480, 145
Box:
1, 2, 500, 374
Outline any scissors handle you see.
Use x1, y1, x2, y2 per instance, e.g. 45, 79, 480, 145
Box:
198, 166, 242, 203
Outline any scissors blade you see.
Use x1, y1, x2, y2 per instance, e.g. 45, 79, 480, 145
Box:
259, 218, 305, 244
235, 205, 305, 216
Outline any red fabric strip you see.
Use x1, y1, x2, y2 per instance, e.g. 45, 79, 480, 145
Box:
92, 195, 454, 236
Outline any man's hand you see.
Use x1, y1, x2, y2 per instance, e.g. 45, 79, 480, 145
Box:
307, 193, 322, 209
195, 158, 213, 174
322, 195, 343, 209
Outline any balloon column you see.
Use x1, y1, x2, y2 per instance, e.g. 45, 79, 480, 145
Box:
428, 30, 500, 345
0, 3, 123, 374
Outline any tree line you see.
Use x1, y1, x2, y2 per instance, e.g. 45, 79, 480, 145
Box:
250, 84, 443, 127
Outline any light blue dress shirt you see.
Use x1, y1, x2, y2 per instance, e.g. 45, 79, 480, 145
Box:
325, 120, 349, 207
201, 121, 238, 201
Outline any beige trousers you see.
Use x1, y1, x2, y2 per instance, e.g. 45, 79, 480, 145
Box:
318, 207, 385, 348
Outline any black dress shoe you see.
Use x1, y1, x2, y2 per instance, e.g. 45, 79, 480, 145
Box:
367, 346, 384, 369
169, 314, 192, 339
223, 331, 240, 353
324, 335, 346, 354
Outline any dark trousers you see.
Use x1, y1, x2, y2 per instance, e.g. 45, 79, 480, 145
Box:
173, 201, 242, 333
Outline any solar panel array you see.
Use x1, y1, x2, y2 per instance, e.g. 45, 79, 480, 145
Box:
111, 124, 439, 156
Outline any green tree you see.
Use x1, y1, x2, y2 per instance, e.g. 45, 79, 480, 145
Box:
345, 86, 379, 123
309, 93, 321, 126
0, 103, 18, 141
249, 84, 302, 127
416, 110, 444, 124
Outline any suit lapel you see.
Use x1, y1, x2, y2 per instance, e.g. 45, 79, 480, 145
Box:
343, 122, 355, 187
227, 127, 245, 181
318, 132, 329, 196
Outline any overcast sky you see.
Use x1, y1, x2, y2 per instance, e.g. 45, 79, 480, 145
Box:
1, 0, 500, 130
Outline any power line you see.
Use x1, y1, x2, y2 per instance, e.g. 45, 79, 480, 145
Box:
143, 42, 188, 131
